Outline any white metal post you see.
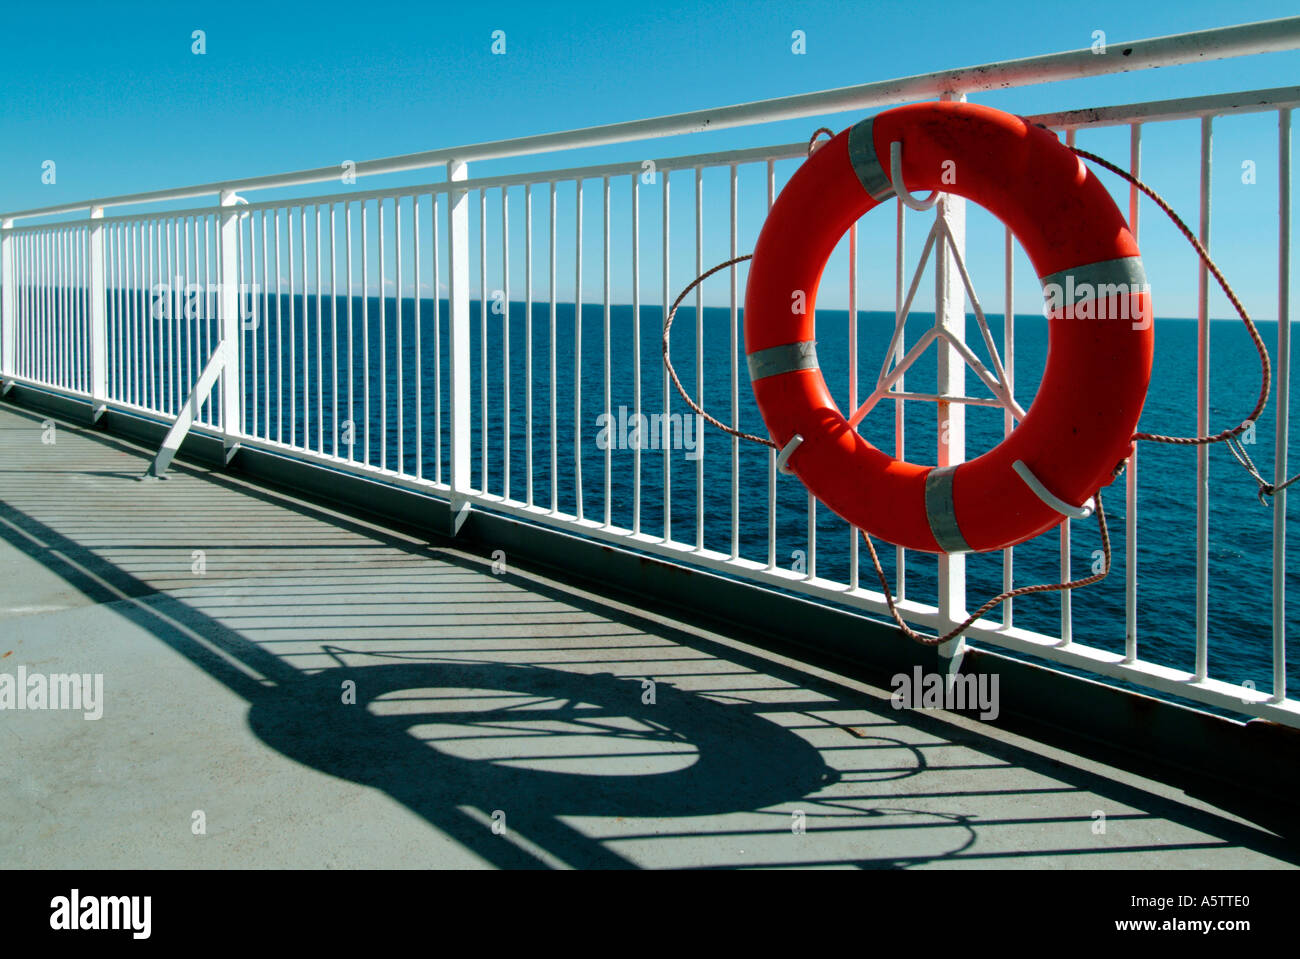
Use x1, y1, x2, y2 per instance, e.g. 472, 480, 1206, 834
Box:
88, 206, 107, 418
936, 92, 968, 666
219, 189, 242, 454
0, 217, 13, 384
1273, 108, 1291, 702
447, 159, 472, 534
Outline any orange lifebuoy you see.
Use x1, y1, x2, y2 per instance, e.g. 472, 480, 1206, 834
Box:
744, 101, 1154, 554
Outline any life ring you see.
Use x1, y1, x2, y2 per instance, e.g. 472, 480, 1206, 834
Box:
744, 101, 1153, 554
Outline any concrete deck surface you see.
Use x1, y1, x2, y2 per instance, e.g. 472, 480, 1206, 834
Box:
0, 402, 1295, 869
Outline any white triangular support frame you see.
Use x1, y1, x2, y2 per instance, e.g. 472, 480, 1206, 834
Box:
846, 215, 1025, 432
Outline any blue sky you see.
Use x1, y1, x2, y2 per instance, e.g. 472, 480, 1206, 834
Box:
1, 0, 1297, 317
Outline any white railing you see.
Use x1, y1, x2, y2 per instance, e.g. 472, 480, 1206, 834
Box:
2, 18, 1298, 728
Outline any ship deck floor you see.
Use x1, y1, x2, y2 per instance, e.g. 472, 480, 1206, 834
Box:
1, 402, 1295, 869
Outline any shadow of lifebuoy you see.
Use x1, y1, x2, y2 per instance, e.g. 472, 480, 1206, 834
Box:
247, 661, 840, 820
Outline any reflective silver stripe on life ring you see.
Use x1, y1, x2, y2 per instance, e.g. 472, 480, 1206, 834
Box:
847, 118, 896, 202
1039, 256, 1148, 311
925, 465, 971, 554
746, 340, 819, 382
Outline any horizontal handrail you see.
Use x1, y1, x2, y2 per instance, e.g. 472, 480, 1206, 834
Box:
2, 17, 1298, 224
5, 83, 1299, 236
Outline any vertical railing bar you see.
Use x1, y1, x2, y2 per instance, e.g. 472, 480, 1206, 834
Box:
766, 159, 777, 570
396, 199, 404, 474
1272, 108, 1291, 702
218, 192, 243, 443
19, 230, 26, 381
59, 228, 68, 389
361, 202, 370, 466
192, 216, 200, 416
70, 227, 77, 390
300, 206, 310, 446
235, 216, 244, 426
479, 189, 488, 492
1195, 116, 1212, 682
345, 203, 355, 462
173, 219, 180, 413
274, 210, 283, 442
57, 228, 65, 388
329, 205, 337, 455
848, 217, 859, 589
663, 168, 672, 543
39, 229, 46, 385
40, 228, 47, 384
433, 194, 442, 484
72, 227, 78, 392
182, 217, 190, 408
524, 184, 533, 505
134, 221, 141, 404
1126, 122, 1142, 662
136, 226, 143, 401
447, 160, 473, 523
149, 221, 157, 410
288, 209, 297, 447
70, 227, 75, 389
156, 220, 165, 409
1060, 128, 1078, 646
111, 224, 120, 400
67, 226, 73, 387
21, 231, 28, 381
76, 226, 82, 391
694, 165, 704, 551
84, 224, 90, 393
549, 181, 558, 514
68, 228, 74, 390
935, 89, 968, 646
260, 212, 268, 440
502, 187, 511, 501
730, 163, 740, 561
20, 229, 27, 381
895, 197, 906, 599
30, 230, 37, 383
434, 192, 444, 485
58, 228, 66, 388
632, 176, 642, 535
1003, 225, 1015, 627
369, 204, 379, 465
204, 217, 212, 424
87, 223, 94, 394
575, 179, 584, 522
157, 218, 167, 413
414, 196, 422, 478
602, 176, 611, 527
39, 230, 46, 385
51, 230, 58, 388
316, 205, 324, 453
75, 227, 82, 391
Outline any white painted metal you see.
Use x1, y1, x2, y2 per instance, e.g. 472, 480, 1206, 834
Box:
1002, 226, 1014, 627
447, 160, 472, 534
1126, 123, 1142, 664
1, 218, 13, 380
1274, 108, 1292, 702
935, 91, 967, 660
219, 190, 242, 450
88, 208, 106, 417
1195, 117, 1212, 682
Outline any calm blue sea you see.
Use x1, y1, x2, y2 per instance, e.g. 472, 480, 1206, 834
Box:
222, 292, 1299, 703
